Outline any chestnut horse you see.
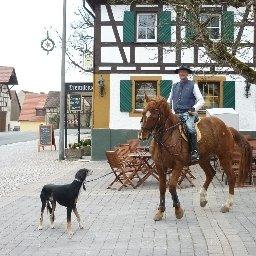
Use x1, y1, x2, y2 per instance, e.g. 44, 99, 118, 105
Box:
139, 96, 251, 220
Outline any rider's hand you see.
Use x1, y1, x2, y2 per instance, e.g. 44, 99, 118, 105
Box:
188, 107, 196, 116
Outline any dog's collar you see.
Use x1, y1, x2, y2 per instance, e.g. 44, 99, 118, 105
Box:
74, 178, 83, 183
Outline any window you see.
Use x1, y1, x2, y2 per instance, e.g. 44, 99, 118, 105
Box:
200, 14, 221, 40
137, 13, 157, 42
36, 108, 46, 116
198, 81, 221, 110
134, 81, 157, 110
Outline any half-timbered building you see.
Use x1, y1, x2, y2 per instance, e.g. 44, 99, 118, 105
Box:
0, 66, 18, 132
84, 0, 256, 160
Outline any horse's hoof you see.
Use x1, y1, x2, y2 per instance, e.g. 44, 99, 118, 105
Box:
175, 207, 184, 219
38, 225, 43, 230
200, 200, 208, 207
220, 205, 230, 213
153, 210, 164, 221
51, 225, 55, 229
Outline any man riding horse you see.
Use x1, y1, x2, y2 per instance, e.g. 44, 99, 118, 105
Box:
167, 64, 205, 163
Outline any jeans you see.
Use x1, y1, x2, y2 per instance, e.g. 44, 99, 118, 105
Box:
178, 112, 197, 134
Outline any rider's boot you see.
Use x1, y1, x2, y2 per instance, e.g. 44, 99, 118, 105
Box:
188, 132, 200, 163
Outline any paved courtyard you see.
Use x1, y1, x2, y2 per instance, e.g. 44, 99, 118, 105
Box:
1, 138, 256, 255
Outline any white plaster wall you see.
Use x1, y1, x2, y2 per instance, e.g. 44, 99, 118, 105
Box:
163, 47, 176, 63
235, 47, 254, 63
181, 48, 194, 63
135, 47, 158, 63
101, 47, 130, 63
101, 5, 130, 21
227, 75, 256, 131
101, 26, 123, 43
235, 26, 254, 43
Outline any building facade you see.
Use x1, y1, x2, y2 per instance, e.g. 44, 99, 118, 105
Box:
0, 66, 18, 132
85, 0, 256, 160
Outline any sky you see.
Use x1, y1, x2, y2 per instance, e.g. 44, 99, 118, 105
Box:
0, 0, 92, 93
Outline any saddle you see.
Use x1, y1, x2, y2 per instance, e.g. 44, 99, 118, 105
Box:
179, 118, 202, 142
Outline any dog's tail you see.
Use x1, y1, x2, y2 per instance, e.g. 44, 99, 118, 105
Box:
46, 201, 52, 215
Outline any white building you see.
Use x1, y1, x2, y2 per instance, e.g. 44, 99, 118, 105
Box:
84, 0, 256, 160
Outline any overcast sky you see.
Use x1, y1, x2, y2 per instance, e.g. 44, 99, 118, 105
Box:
0, 0, 91, 93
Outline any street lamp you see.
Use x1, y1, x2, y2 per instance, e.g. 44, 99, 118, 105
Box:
59, 0, 67, 160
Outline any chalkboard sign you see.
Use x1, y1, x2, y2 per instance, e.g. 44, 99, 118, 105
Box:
69, 94, 81, 111
39, 125, 52, 146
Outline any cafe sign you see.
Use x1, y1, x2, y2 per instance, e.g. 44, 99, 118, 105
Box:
65, 82, 93, 93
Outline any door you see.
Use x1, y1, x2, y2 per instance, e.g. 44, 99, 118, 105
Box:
0, 111, 7, 132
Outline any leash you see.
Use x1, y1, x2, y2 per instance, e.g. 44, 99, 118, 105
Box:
85, 171, 113, 183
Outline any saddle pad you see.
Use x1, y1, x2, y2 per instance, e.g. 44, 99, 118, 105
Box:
179, 119, 202, 142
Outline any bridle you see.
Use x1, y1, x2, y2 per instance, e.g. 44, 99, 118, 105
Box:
140, 108, 162, 132
140, 108, 181, 143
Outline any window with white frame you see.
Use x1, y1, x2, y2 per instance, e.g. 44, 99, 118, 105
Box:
200, 14, 221, 40
137, 13, 157, 42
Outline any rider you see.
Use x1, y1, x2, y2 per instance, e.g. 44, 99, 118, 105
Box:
167, 64, 205, 163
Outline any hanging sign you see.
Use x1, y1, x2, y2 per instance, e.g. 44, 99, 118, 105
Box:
69, 94, 82, 111
65, 82, 93, 93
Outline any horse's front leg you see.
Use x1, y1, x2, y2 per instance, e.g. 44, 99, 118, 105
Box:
153, 165, 167, 221
169, 166, 184, 219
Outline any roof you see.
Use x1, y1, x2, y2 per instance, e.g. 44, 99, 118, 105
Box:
0, 66, 18, 85
44, 91, 60, 108
19, 93, 47, 122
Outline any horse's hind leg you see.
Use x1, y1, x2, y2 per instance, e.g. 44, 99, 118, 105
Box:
154, 166, 167, 221
169, 167, 184, 219
198, 158, 216, 207
219, 157, 236, 213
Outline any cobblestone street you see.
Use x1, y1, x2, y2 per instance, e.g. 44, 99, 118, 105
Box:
1, 138, 256, 255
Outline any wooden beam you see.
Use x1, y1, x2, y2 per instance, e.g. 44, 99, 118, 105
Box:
105, 4, 128, 63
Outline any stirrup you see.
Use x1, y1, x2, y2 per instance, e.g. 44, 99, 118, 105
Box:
191, 151, 199, 163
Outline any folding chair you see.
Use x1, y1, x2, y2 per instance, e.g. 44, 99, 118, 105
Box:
106, 150, 138, 191
178, 166, 196, 187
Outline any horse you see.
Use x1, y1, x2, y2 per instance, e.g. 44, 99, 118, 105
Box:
139, 95, 252, 220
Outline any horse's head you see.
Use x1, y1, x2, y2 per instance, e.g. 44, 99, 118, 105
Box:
138, 95, 170, 141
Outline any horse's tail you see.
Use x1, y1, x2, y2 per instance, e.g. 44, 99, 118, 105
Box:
229, 127, 252, 185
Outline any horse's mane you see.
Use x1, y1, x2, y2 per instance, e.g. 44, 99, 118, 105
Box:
147, 96, 177, 123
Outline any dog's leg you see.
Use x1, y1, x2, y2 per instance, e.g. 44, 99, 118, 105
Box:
38, 200, 46, 230
50, 201, 56, 229
73, 207, 83, 229
67, 207, 73, 238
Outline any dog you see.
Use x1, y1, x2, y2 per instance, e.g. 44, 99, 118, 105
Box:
38, 168, 90, 237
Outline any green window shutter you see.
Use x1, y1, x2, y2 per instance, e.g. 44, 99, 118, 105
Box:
158, 11, 172, 43
185, 12, 196, 43
223, 81, 235, 109
160, 80, 172, 99
222, 11, 234, 43
123, 11, 135, 43
120, 80, 132, 112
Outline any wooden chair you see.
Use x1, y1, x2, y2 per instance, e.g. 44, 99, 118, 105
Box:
127, 139, 141, 153
178, 166, 196, 187
106, 150, 138, 191
166, 166, 196, 188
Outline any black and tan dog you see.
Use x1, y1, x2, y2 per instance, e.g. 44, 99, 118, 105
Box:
38, 168, 90, 237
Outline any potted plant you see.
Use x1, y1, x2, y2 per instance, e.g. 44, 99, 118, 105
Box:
65, 138, 91, 159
